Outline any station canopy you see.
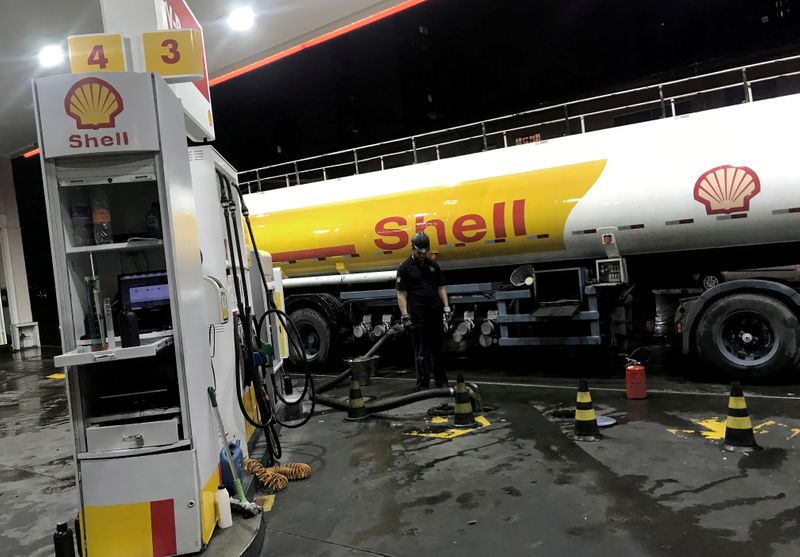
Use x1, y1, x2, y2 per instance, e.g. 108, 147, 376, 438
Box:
0, 0, 422, 156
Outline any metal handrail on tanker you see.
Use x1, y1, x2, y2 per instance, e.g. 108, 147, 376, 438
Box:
239, 54, 800, 193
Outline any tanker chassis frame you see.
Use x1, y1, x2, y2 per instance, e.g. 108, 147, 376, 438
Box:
284, 264, 639, 368
340, 271, 607, 348
283, 262, 800, 381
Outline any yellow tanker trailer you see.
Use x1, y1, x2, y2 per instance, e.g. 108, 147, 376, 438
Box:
244, 93, 800, 380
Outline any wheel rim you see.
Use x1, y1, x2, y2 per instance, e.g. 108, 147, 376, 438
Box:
715, 311, 778, 366
297, 323, 320, 359
702, 275, 720, 290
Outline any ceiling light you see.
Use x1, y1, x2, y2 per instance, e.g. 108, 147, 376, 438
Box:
38, 45, 64, 68
227, 7, 255, 31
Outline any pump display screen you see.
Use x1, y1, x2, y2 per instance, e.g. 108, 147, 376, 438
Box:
128, 283, 170, 307
119, 271, 170, 310
118, 271, 172, 333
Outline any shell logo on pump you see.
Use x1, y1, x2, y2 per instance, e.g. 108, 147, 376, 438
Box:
694, 165, 760, 215
64, 77, 124, 130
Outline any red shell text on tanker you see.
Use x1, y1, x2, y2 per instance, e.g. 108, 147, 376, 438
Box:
374, 200, 527, 250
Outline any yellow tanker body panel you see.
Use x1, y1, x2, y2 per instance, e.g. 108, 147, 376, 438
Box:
251, 159, 607, 277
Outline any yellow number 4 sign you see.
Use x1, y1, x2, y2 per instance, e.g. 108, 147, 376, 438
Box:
68, 33, 127, 73
142, 29, 204, 83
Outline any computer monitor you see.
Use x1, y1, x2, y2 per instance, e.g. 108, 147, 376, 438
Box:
118, 271, 172, 332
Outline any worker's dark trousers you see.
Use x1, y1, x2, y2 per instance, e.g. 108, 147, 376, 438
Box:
411, 311, 448, 390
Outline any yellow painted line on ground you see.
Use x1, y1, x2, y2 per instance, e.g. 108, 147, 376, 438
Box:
693, 418, 727, 440
753, 420, 775, 434
406, 415, 491, 439
667, 418, 782, 441
666, 429, 696, 438
47, 373, 65, 380
789, 429, 800, 440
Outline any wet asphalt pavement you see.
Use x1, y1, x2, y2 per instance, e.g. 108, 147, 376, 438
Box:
264, 344, 800, 557
0, 349, 74, 557
2, 344, 800, 556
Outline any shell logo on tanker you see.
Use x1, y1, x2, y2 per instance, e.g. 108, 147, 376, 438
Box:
694, 165, 760, 215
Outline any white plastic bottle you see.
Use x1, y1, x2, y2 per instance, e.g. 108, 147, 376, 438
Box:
215, 485, 233, 528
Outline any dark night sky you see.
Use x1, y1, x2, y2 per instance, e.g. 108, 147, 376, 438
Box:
12, 0, 800, 342
210, 0, 800, 171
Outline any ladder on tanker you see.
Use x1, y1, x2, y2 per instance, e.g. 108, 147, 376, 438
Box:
239, 54, 800, 193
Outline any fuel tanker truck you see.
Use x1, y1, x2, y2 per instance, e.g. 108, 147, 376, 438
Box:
243, 92, 800, 380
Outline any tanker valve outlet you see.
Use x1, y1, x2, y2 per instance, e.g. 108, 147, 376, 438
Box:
453, 311, 475, 342
479, 310, 499, 347
353, 315, 372, 339
370, 314, 393, 340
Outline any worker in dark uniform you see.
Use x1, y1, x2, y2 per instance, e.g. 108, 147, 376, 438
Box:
396, 231, 452, 390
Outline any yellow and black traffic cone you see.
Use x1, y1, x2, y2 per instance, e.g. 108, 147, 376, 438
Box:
722, 382, 760, 453
453, 374, 478, 428
574, 378, 601, 442
345, 376, 369, 421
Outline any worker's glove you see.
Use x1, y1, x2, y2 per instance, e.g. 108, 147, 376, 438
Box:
443, 307, 453, 328
401, 315, 414, 332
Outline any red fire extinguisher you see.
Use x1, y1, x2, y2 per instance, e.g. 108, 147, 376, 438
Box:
625, 359, 647, 399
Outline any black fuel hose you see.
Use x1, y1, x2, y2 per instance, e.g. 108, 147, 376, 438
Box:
219, 172, 284, 464
314, 368, 353, 395
255, 308, 313, 404
315, 387, 454, 415
220, 173, 269, 430
233, 182, 312, 379
227, 180, 316, 428
232, 316, 282, 462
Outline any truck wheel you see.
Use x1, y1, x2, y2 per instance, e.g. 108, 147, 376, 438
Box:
289, 308, 331, 368
695, 293, 800, 379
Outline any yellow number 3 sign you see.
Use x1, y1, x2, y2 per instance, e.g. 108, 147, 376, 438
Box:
142, 29, 204, 82
68, 34, 127, 73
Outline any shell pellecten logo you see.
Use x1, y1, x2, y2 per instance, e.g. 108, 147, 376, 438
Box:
694, 165, 760, 215
64, 77, 124, 130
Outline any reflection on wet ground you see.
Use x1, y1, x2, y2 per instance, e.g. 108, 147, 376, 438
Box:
0, 348, 75, 557
262, 347, 800, 557
4, 344, 800, 556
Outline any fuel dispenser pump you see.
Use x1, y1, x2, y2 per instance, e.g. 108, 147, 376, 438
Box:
35, 71, 223, 554
34, 72, 315, 556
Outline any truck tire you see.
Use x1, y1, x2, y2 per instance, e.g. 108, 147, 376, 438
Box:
289, 308, 331, 368
695, 293, 800, 380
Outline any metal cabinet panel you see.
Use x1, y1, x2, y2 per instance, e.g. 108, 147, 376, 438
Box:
80, 449, 202, 556
86, 418, 179, 452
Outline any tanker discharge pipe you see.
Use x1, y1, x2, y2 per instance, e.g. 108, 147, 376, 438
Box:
281, 271, 397, 289
316, 387, 454, 416
316, 325, 402, 394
